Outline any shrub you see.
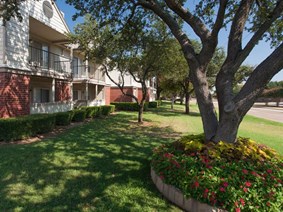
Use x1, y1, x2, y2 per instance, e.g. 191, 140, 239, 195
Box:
55, 111, 74, 126
91, 106, 102, 118
261, 87, 283, 98
111, 102, 148, 111
0, 117, 32, 141
80, 106, 91, 118
30, 114, 56, 134
72, 109, 87, 122
101, 105, 115, 116
148, 101, 159, 108
151, 135, 283, 211
0, 114, 56, 142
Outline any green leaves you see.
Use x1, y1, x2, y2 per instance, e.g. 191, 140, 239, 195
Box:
0, 0, 26, 25
151, 136, 283, 211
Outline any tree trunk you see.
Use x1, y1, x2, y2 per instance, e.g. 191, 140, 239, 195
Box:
171, 96, 175, 110
156, 88, 162, 100
190, 66, 218, 141
213, 110, 242, 143
180, 94, 184, 105
185, 91, 190, 114
138, 103, 144, 123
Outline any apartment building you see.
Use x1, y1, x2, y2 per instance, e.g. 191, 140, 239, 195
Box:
0, 0, 110, 118
106, 70, 156, 102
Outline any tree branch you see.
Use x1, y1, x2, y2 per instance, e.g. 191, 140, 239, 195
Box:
138, 0, 197, 61
128, 69, 142, 83
164, 0, 211, 42
227, 0, 254, 59
103, 64, 139, 102
211, 0, 228, 39
237, 0, 283, 65
235, 42, 283, 114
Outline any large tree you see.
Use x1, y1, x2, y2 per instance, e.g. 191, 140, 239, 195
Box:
4, 0, 283, 143
66, 0, 283, 143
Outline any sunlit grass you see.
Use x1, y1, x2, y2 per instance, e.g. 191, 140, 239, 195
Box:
0, 102, 282, 211
0, 112, 181, 211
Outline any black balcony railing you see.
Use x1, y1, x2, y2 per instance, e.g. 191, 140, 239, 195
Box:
29, 46, 71, 73
72, 65, 89, 78
72, 65, 106, 82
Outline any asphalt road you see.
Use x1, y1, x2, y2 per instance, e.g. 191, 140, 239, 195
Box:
191, 99, 283, 123
247, 104, 283, 123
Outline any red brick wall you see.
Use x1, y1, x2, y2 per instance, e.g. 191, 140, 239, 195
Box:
105, 86, 111, 105
110, 87, 135, 102
138, 88, 149, 102
55, 80, 71, 101
0, 73, 30, 118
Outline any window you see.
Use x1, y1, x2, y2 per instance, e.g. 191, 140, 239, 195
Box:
42, 45, 49, 69
73, 90, 78, 100
34, 88, 50, 103
43, 1, 54, 19
72, 57, 79, 76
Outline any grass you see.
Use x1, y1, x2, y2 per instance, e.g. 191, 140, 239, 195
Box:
0, 103, 282, 211
154, 102, 283, 154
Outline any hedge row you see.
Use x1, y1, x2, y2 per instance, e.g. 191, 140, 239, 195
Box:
0, 105, 115, 142
148, 100, 162, 108
111, 102, 149, 111
0, 114, 56, 141
261, 87, 283, 98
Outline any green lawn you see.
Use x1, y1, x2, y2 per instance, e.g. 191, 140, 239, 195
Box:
0, 103, 282, 211
153, 103, 283, 154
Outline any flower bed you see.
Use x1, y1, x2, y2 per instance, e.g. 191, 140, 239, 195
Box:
151, 134, 283, 211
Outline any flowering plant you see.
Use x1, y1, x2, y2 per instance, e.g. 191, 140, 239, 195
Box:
151, 134, 283, 211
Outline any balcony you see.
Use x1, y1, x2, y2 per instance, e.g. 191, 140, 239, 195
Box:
73, 65, 106, 83
28, 46, 71, 75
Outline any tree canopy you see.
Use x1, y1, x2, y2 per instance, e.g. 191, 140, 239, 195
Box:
65, 0, 283, 143
69, 15, 171, 122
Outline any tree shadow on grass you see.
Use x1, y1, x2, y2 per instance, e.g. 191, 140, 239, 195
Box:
148, 105, 201, 118
0, 113, 182, 211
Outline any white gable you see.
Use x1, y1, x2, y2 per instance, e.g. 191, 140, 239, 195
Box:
28, 0, 70, 34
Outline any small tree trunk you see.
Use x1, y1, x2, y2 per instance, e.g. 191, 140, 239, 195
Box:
185, 91, 190, 114
156, 89, 162, 100
180, 94, 184, 105
171, 96, 175, 110
138, 103, 144, 123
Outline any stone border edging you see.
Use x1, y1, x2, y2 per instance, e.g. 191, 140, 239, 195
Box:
151, 168, 227, 212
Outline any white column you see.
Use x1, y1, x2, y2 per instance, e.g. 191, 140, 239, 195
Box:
70, 47, 74, 75
51, 78, 55, 102
0, 25, 6, 65
86, 82, 89, 106
95, 84, 98, 99
85, 57, 89, 78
